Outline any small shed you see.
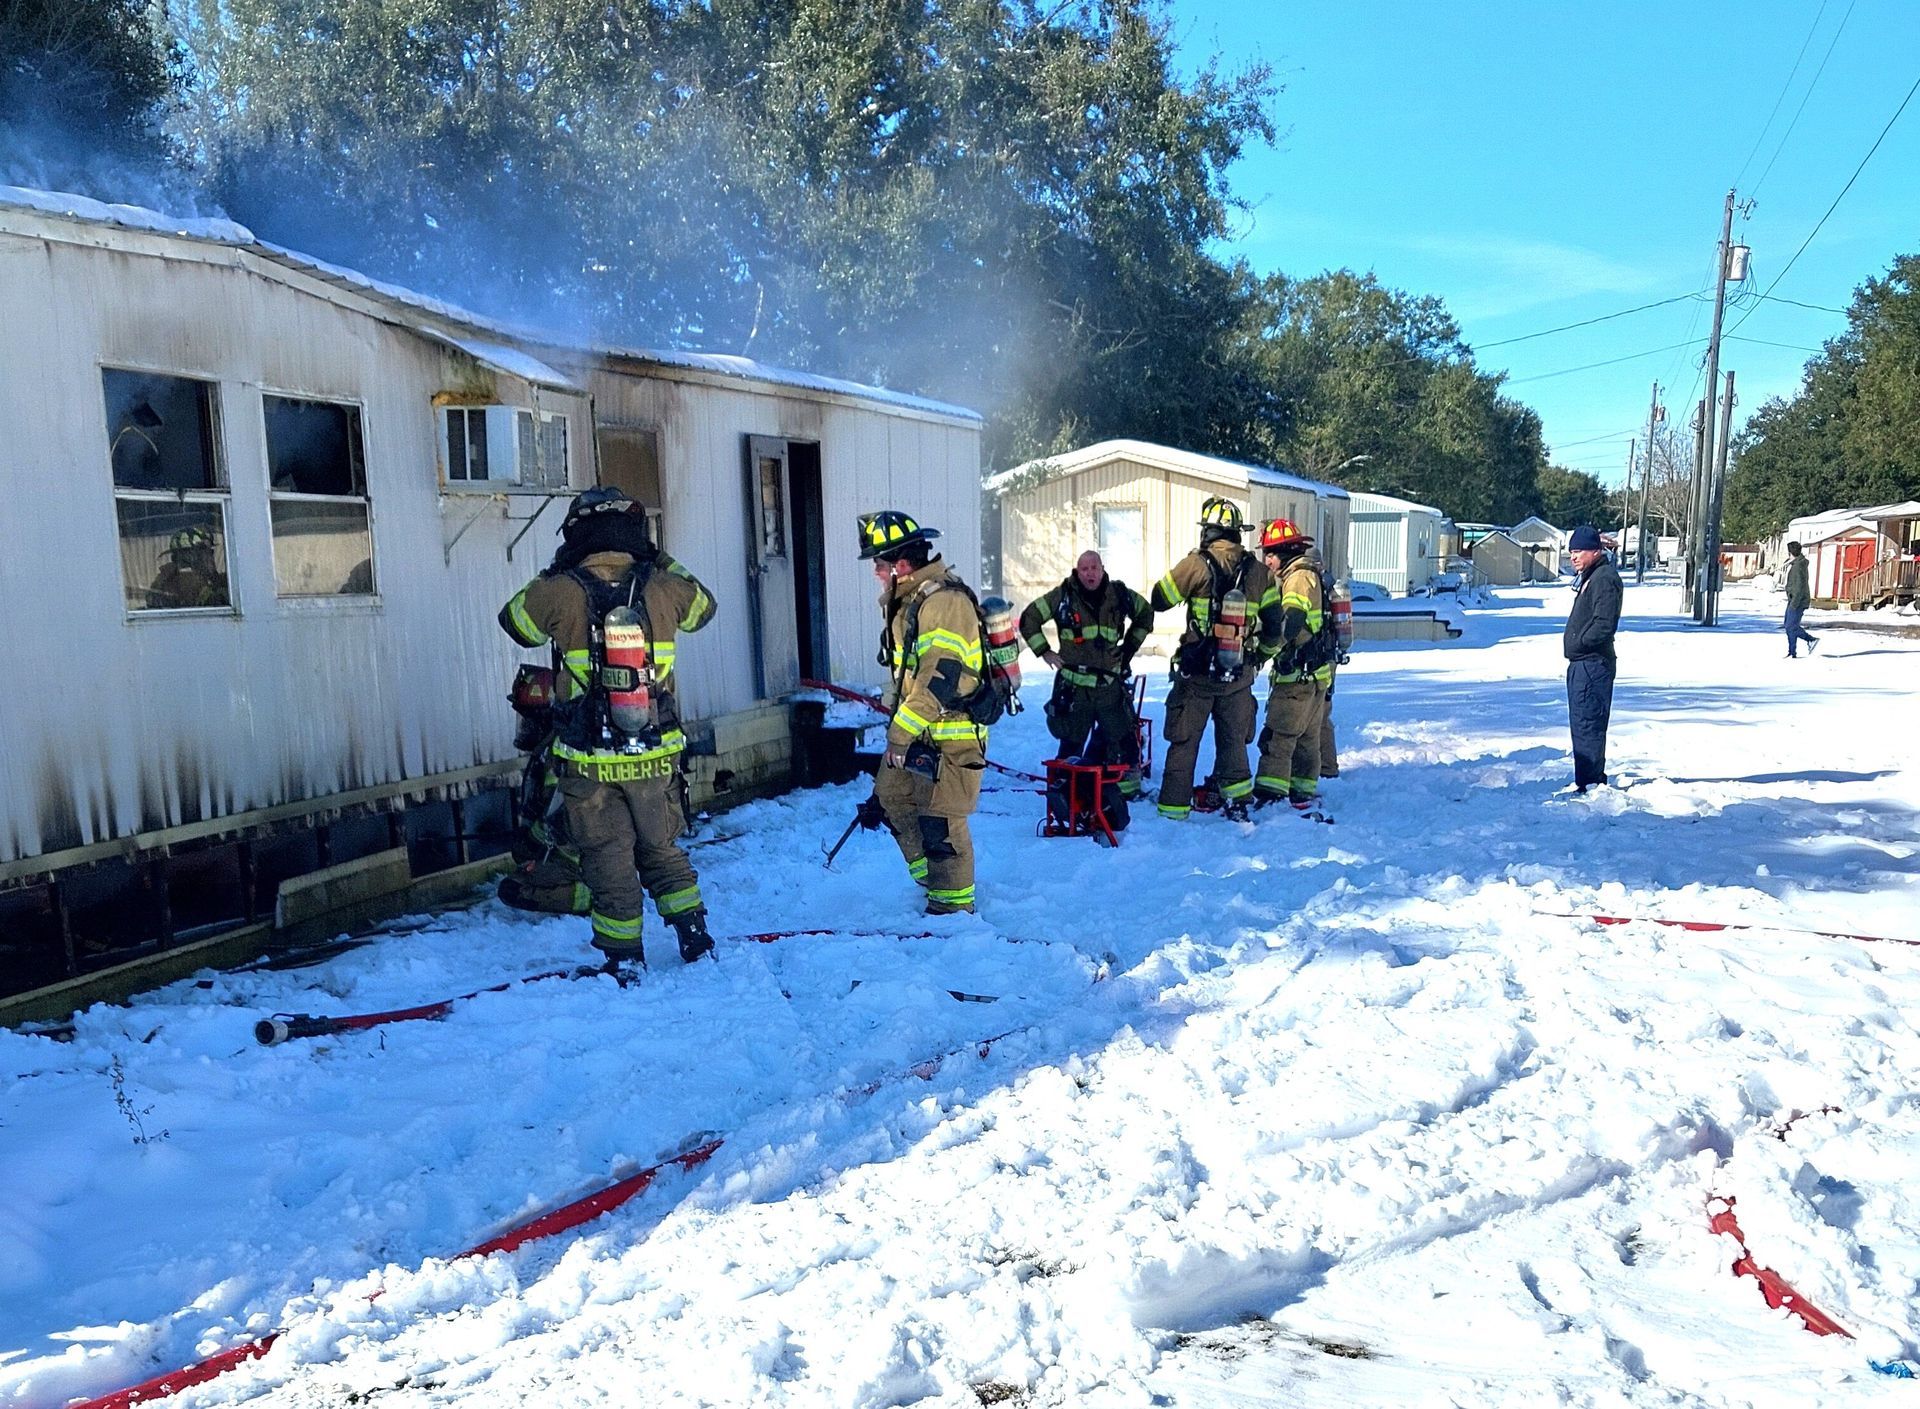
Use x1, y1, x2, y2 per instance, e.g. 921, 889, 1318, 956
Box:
990, 440, 1349, 648
1786, 507, 1887, 604
1465, 529, 1535, 586
1719, 544, 1762, 580
0, 186, 982, 1002
1509, 515, 1566, 578
1347, 491, 1447, 595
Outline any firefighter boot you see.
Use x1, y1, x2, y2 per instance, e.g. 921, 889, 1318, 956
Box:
669, 910, 717, 965
599, 949, 647, 986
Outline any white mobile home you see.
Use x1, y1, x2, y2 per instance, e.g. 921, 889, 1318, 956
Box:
0, 188, 980, 1000
1346, 491, 1447, 595
990, 440, 1349, 649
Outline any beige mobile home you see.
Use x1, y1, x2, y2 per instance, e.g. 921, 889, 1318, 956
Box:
990, 440, 1349, 650
0, 188, 980, 1003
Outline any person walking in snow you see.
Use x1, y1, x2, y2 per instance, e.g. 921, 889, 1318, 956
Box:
1149, 498, 1284, 821
1562, 524, 1622, 794
862, 509, 989, 915
1020, 549, 1155, 797
498, 487, 718, 974
1783, 540, 1818, 658
1252, 518, 1333, 815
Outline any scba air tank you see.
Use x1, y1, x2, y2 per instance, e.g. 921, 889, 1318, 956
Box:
980, 595, 1022, 697
601, 605, 656, 741
1330, 580, 1354, 659
1213, 588, 1247, 677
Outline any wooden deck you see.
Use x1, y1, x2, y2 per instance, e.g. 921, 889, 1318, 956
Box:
1843, 559, 1920, 609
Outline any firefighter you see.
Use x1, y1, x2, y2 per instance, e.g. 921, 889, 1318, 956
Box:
1309, 544, 1340, 782
1253, 517, 1332, 813
861, 509, 988, 915
146, 525, 229, 609
1020, 549, 1155, 796
1149, 498, 1284, 821
498, 487, 717, 972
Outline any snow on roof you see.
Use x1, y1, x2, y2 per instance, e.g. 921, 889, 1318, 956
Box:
415, 329, 581, 393
1349, 490, 1446, 518
0, 185, 979, 424
599, 347, 979, 422
988, 438, 1347, 498
1786, 506, 1884, 543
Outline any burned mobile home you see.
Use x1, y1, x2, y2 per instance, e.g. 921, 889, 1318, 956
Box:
0, 188, 982, 1011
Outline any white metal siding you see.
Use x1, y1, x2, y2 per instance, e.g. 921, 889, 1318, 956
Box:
1349, 514, 1410, 594
0, 220, 979, 864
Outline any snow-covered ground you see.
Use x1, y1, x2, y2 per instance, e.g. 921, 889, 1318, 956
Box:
6, 577, 1920, 1408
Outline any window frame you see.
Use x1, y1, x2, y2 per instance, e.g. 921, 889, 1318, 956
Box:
1093, 501, 1147, 587
438, 403, 572, 494
101, 364, 239, 620
260, 387, 379, 603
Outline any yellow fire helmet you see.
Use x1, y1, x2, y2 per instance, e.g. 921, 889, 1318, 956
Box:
1198, 497, 1245, 534
857, 509, 941, 560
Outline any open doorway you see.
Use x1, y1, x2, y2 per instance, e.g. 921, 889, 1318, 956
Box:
787, 442, 829, 681
743, 435, 830, 697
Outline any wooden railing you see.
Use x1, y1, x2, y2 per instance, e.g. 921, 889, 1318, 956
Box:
1843, 557, 1920, 606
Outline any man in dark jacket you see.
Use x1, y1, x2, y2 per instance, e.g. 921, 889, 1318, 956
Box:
1782, 541, 1817, 658
1563, 524, 1622, 793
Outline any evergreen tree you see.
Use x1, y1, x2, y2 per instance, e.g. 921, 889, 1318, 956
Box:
0, 0, 182, 193
1726, 252, 1920, 539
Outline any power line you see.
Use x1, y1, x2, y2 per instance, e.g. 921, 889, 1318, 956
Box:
1727, 334, 1826, 353
1732, 0, 1830, 189
1751, 0, 1860, 198
1548, 428, 1639, 450
1505, 338, 1705, 386
1728, 71, 1920, 336
1750, 292, 1849, 315
1469, 290, 1705, 350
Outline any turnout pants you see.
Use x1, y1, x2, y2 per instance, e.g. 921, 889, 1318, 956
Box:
1256, 678, 1326, 802
874, 743, 984, 913
1158, 675, 1257, 818
1565, 656, 1616, 789
1048, 677, 1141, 794
559, 768, 703, 957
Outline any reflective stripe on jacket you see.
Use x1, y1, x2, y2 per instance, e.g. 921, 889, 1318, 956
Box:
1150, 540, 1284, 656
499, 550, 716, 776
882, 557, 988, 753
1019, 575, 1154, 686
1269, 555, 1330, 684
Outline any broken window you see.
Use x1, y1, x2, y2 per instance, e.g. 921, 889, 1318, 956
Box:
441, 406, 569, 489
264, 394, 375, 597
103, 369, 234, 613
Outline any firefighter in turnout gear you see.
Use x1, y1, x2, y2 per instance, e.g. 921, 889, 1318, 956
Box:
1149, 498, 1284, 821
498, 487, 718, 971
862, 510, 987, 914
1020, 550, 1154, 796
1254, 517, 1332, 813
146, 525, 230, 609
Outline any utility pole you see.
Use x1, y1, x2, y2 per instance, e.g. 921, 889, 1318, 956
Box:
1636, 380, 1660, 582
1619, 440, 1636, 549
1691, 189, 1738, 622
1700, 370, 1736, 625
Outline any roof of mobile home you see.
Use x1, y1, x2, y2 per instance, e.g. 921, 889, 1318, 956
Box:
987, 438, 1348, 499
1349, 490, 1445, 517
0, 184, 981, 425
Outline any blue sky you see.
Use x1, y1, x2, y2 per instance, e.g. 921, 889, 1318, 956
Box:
1171, 1, 1920, 488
